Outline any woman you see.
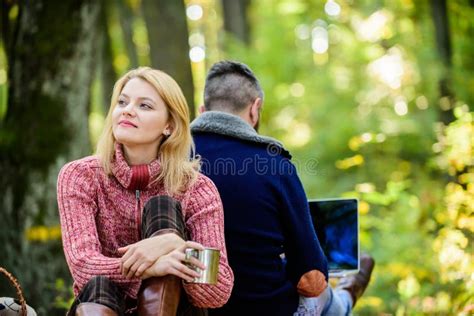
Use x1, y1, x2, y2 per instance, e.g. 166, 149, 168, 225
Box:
57, 67, 234, 315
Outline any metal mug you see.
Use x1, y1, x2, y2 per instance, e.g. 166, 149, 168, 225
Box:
184, 248, 220, 284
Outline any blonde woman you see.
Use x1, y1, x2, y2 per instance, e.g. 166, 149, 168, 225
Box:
57, 67, 234, 316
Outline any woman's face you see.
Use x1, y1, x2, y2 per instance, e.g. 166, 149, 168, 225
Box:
112, 77, 171, 153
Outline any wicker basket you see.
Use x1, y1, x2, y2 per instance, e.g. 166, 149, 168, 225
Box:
0, 267, 27, 315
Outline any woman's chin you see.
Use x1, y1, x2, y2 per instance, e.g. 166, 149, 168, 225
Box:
113, 133, 135, 145
113, 137, 134, 148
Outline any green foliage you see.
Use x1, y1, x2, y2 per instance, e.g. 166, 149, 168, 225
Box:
1, 0, 472, 314
219, 0, 473, 314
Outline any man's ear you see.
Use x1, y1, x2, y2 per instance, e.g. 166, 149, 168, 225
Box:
249, 98, 263, 127
199, 104, 206, 114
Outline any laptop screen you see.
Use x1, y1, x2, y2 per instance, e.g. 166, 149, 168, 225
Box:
308, 198, 359, 276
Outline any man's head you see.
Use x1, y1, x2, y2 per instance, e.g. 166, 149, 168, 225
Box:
203, 60, 264, 129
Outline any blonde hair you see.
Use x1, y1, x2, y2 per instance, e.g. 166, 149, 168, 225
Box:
96, 67, 200, 194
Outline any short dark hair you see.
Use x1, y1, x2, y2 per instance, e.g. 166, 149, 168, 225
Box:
204, 60, 264, 113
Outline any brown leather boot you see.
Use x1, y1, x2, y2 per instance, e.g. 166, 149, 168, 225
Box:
337, 254, 375, 307
75, 302, 118, 316
138, 275, 182, 316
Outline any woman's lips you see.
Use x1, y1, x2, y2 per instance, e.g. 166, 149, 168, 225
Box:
118, 120, 137, 128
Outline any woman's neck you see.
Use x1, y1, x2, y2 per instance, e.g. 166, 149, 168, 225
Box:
122, 144, 158, 165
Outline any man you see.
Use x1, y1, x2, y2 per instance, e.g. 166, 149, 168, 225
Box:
191, 60, 374, 315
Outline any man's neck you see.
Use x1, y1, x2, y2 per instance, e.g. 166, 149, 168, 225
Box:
234, 109, 254, 128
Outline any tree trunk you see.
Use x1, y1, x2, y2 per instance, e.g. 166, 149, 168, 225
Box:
141, 0, 195, 118
222, 0, 251, 44
0, 0, 100, 313
431, 0, 455, 124
100, 0, 118, 111
116, 0, 139, 68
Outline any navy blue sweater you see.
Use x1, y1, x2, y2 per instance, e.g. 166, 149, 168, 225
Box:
192, 112, 328, 315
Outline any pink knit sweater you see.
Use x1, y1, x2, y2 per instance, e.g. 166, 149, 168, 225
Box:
57, 145, 234, 308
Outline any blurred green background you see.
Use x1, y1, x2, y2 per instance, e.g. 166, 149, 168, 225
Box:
0, 0, 472, 315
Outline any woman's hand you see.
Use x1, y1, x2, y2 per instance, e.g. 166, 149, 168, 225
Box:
118, 233, 185, 279
141, 241, 206, 281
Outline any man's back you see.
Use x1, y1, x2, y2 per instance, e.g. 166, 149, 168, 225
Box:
193, 60, 375, 315
192, 112, 328, 315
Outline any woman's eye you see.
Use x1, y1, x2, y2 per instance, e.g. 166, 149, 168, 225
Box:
118, 100, 127, 106
141, 103, 152, 109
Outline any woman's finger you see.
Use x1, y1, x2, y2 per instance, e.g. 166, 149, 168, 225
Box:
126, 259, 142, 279
117, 245, 129, 254
121, 253, 138, 276
188, 256, 206, 270
135, 261, 153, 278
168, 260, 202, 281
119, 246, 134, 265
173, 260, 202, 279
168, 266, 195, 282
176, 252, 206, 270
184, 241, 205, 251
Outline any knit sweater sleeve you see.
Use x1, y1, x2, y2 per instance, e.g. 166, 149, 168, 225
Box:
181, 174, 234, 308
278, 159, 329, 290
57, 159, 140, 297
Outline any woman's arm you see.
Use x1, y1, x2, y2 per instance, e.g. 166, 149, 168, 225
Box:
181, 175, 234, 308
57, 159, 140, 297
140, 240, 205, 281
118, 233, 187, 278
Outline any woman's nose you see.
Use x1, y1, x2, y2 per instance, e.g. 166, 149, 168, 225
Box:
122, 102, 136, 116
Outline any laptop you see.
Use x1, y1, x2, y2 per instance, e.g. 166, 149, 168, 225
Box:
308, 198, 359, 277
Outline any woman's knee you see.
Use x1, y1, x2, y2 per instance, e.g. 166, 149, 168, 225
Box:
143, 195, 181, 216
141, 195, 186, 239
71, 276, 125, 316
81, 276, 121, 297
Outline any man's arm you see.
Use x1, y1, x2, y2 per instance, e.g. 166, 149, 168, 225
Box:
277, 158, 328, 297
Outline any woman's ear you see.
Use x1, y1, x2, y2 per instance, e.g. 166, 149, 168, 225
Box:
163, 123, 173, 136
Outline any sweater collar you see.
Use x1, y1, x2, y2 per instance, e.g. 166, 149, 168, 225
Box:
190, 111, 290, 158
111, 143, 161, 191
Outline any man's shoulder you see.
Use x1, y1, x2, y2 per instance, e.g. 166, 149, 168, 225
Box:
193, 131, 292, 159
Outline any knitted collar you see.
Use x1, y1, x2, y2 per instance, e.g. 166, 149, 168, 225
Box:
190, 111, 291, 158
111, 143, 162, 191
